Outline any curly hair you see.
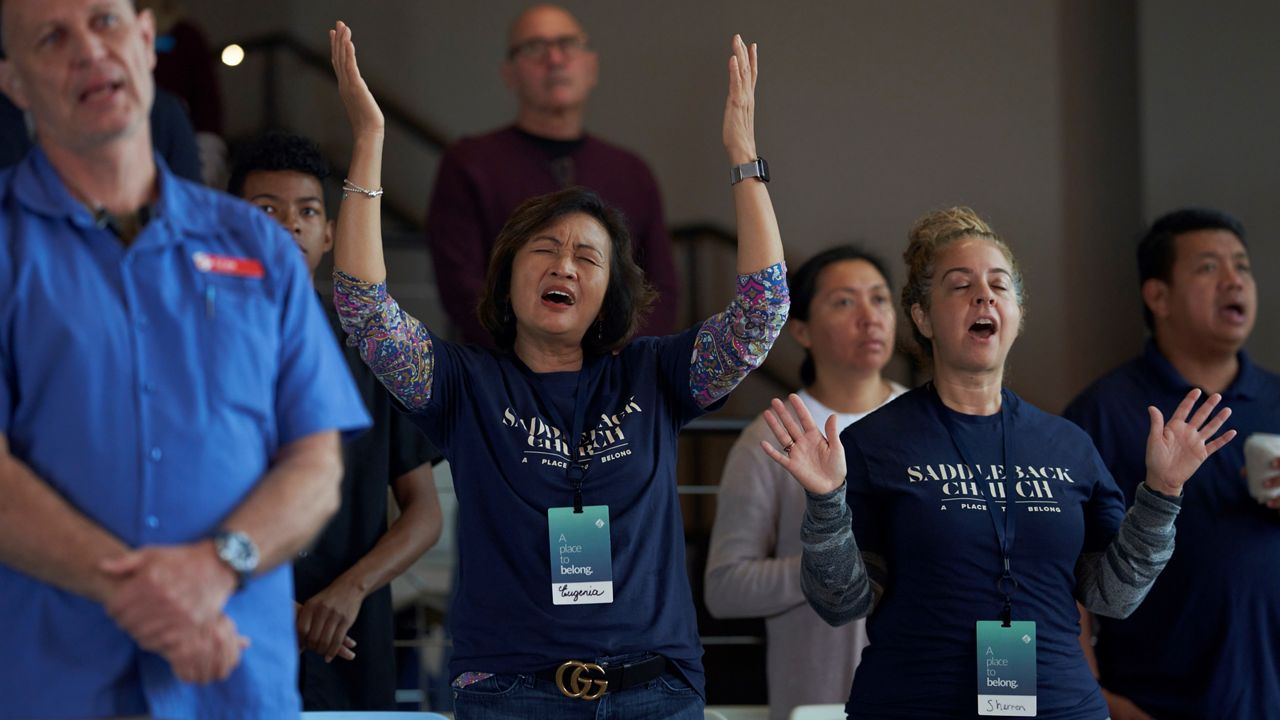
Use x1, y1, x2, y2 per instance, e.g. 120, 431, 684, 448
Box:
227, 130, 330, 199
900, 206, 1024, 359
477, 187, 656, 355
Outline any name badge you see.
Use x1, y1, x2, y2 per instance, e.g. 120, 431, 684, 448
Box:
548, 506, 613, 605
193, 251, 265, 279
977, 620, 1037, 716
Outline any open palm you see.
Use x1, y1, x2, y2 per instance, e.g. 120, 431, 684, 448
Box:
1145, 389, 1235, 495
761, 394, 846, 495
329, 21, 385, 138
723, 34, 758, 162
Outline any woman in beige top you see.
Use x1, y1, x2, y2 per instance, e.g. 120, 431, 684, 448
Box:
705, 245, 905, 720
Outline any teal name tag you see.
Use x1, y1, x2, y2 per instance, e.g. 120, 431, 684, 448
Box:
977, 620, 1037, 716
548, 506, 613, 605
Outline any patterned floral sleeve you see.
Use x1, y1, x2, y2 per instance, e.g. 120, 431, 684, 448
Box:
332, 270, 435, 411
691, 262, 790, 408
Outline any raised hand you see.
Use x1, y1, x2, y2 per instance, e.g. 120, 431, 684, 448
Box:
327, 19, 388, 282
1144, 389, 1236, 496
761, 394, 846, 495
723, 34, 758, 165
330, 21, 385, 139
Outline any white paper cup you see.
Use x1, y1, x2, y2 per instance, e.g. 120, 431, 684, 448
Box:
1244, 432, 1280, 502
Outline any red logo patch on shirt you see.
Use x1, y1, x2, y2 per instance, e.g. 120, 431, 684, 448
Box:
192, 251, 265, 279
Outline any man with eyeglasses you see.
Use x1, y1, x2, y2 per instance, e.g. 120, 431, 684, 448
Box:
425, 3, 679, 347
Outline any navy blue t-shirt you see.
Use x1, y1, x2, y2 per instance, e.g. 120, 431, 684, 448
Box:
412, 326, 713, 695
840, 386, 1124, 719
1064, 341, 1280, 719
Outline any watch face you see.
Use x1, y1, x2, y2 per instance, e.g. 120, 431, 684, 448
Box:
731, 158, 770, 185
216, 532, 259, 573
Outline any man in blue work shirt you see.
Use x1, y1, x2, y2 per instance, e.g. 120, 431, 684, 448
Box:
1065, 208, 1280, 719
0, 1, 370, 718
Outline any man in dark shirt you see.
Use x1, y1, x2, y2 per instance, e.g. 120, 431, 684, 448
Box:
1064, 208, 1280, 720
425, 3, 679, 347
230, 131, 445, 711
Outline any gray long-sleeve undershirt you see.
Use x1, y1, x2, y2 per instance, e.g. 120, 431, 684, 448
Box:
800, 482, 1183, 627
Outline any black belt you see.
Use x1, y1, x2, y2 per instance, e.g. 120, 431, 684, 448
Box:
535, 654, 668, 700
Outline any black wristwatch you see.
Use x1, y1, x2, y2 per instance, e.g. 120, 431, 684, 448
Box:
212, 530, 259, 589
730, 156, 770, 185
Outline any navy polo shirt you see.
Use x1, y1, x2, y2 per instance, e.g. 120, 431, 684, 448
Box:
1064, 340, 1280, 719
0, 147, 370, 719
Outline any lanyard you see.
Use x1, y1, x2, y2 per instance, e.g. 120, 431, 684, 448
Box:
518, 354, 598, 513
565, 361, 595, 514
930, 384, 1018, 626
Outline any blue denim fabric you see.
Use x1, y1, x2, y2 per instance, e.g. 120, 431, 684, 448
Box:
452, 655, 702, 720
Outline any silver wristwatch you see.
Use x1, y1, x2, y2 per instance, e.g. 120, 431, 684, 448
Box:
212, 530, 259, 589
730, 156, 770, 185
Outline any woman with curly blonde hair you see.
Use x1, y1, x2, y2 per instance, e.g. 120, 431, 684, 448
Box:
763, 207, 1235, 719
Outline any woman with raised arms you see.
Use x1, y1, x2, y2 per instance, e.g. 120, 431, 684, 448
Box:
328, 21, 787, 720
764, 207, 1233, 719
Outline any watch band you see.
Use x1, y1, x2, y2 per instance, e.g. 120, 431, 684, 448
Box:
213, 530, 260, 589
730, 157, 769, 185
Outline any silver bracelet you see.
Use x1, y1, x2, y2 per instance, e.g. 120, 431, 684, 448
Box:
342, 178, 384, 199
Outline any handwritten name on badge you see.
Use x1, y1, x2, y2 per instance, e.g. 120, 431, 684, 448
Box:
977, 621, 1037, 716
192, 251, 265, 279
548, 507, 614, 605
557, 584, 608, 602
984, 696, 1031, 714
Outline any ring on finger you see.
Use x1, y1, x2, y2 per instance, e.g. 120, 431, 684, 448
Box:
783, 441, 795, 454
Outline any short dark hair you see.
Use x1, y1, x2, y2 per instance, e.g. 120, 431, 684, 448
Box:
789, 244, 893, 386
477, 187, 655, 355
227, 130, 330, 199
1137, 207, 1247, 329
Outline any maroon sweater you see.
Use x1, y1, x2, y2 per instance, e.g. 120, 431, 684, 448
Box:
425, 125, 679, 347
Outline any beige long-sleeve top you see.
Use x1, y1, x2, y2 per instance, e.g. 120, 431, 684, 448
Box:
704, 386, 904, 720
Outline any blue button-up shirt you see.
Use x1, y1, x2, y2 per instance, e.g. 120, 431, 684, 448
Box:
0, 148, 370, 719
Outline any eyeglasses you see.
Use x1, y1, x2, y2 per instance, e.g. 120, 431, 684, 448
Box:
507, 34, 590, 61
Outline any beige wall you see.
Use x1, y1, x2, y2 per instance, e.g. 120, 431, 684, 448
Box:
183, 0, 1273, 412
1139, 0, 1280, 372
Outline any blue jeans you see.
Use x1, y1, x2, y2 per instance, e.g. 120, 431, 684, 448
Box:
452, 661, 702, 719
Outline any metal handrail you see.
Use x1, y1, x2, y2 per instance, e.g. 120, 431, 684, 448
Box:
234, 32, 446, 230
671, 224, 794, 393
236, 32, 450, 151
235, 33, 793, 394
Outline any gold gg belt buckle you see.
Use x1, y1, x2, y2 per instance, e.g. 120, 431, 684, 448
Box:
554, 659, 609, 700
